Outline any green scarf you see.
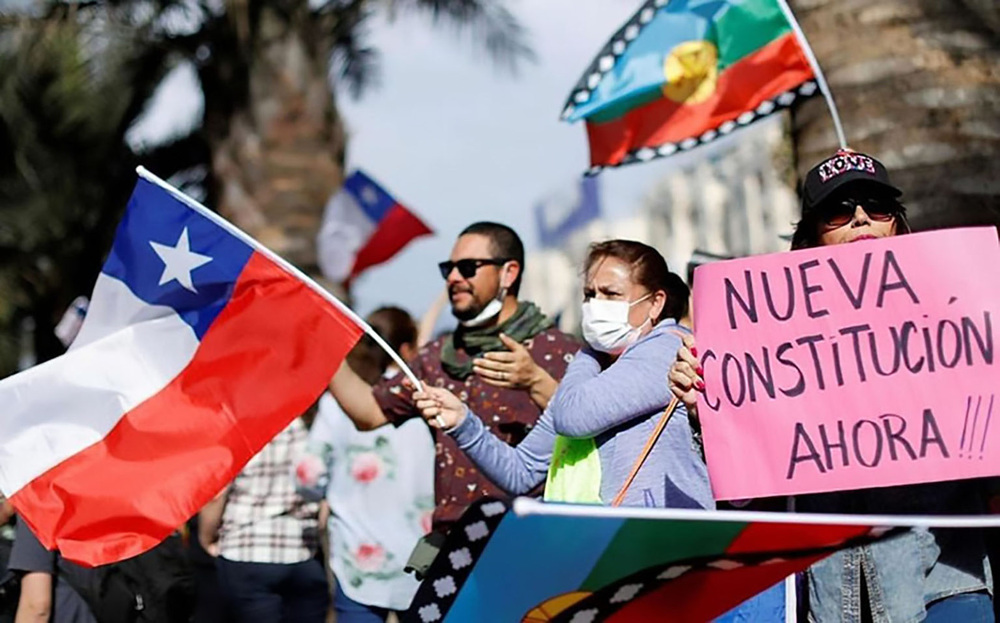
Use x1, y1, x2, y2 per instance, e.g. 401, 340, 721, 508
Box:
440, 301, 553, 379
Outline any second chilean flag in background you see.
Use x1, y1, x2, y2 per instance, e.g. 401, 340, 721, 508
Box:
317, 170, 433, 284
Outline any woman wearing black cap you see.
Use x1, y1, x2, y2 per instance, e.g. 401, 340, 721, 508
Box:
790, 149, 911, 249
669, 150, 994, 622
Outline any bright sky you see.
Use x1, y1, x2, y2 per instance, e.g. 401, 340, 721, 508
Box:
131, 0, 718, 321
341, 0, 698, 320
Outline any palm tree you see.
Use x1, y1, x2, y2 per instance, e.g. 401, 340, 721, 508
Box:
0, 5, 204, 375
0, 0, 530, 374
789, 0, 1000, 231
98, 0, 532, 272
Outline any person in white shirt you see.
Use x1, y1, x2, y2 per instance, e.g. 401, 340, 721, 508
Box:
294, 306, 435, 622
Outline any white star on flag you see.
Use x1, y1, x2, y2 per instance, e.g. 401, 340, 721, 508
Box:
360, 185, 379, 206
149, 227, 213, 293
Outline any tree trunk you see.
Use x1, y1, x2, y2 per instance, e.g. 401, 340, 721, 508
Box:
200, 3, 347, 297
961, 0, 1000, 35
790, 0, 1000, 231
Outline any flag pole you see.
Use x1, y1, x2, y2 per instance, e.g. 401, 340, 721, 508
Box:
776, 0, 848, 150
135, 166, 424, 391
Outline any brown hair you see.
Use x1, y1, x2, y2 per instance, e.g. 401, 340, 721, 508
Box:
791, 198, 911, 250
459, 221, 525, 295
584, 239, 689, 322
347, 306, 417, 385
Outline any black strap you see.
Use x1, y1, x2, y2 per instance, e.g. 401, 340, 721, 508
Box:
51, 549, 59, 621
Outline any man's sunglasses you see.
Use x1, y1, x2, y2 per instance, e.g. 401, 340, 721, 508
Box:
821, 197, 898, 228
438, 258, 509, 280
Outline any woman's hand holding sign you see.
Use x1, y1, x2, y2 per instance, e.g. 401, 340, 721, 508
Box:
668, 334, 705, 420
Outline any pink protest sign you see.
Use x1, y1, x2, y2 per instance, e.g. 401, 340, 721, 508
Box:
693, 227, 1000, 500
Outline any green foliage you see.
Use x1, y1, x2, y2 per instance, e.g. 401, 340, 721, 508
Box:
324, 0, 535, 97
0, 8, 200, 374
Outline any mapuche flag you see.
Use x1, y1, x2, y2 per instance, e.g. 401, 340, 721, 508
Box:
563, 0, 819, 171
0, 169, 366, 566
401, 498, 908, 623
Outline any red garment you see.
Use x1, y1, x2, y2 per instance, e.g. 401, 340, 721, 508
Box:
373, 327, 579, 533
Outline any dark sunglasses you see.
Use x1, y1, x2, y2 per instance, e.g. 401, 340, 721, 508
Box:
821, 197, 898, 228
438, 258, 509, 280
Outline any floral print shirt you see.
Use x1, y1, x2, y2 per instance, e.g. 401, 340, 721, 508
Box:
295, 394, 435, 611
373, 327, 579, 533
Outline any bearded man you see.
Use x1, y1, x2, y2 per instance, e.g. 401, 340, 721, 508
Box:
329, 222, 579, 534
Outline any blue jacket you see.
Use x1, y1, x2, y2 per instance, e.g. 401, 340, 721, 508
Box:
449, 320, 713, 509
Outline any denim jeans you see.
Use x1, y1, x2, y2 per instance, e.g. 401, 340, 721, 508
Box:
715, 581, 785, 622
333, 580, 392, 623
215, 556, 329, 623
925, 592, 994, 623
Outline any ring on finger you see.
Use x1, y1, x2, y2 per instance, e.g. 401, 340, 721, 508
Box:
434, 415, 447, 429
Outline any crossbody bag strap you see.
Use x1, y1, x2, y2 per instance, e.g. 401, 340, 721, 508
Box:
610, 397, 679, 507
610, 328, 688, 508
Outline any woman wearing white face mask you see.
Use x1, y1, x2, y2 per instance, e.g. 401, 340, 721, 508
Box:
414, 240, 713, 509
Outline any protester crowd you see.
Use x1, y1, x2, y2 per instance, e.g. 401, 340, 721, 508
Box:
0, 149, 998, 622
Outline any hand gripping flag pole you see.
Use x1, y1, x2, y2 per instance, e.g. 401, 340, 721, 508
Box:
137, 167, 424, 390
775, 0, 848, 150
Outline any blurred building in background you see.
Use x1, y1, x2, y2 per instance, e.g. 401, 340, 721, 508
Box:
522, 118, 798, 333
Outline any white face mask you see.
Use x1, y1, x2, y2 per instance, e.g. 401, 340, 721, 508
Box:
459, 266, 509, 328
581, 294, 652, 354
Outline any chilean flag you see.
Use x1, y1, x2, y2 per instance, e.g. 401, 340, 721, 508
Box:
0, 169, 365, 566
317, 170, 433, 283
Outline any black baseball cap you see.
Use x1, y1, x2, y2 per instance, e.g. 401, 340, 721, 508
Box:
802, 149, 902, 212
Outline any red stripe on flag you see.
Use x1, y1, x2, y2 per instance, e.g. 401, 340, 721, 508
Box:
585, 32, 814, 167
12, 252, 364, 566
350, 203, 433, 280
607, 556, 823, 622
726, 521, 873, 555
